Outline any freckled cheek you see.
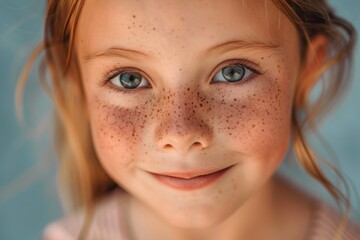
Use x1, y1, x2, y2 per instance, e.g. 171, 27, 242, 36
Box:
89, 102, 148, 169
215, 82, 293, 160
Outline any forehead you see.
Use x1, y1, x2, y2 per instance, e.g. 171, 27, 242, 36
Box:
76, 0, 298, 63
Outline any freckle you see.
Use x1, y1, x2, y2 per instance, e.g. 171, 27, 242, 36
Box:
128, 26, 131, 29
230, 104, 233, 107
261, 57, 264, 60
139, 24, 142, 28
241, 105, 246, 109
152, 27, 156, 31
132, 14, 136, 18
233, 98, 237, 101
179, 68, 182, 71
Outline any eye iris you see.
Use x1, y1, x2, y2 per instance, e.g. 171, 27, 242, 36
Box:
119, 72, 142, 89
222, 65, 245, 82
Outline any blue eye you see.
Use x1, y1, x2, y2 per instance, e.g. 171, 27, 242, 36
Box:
109, 71, 149, 90
212, 64, 255, 83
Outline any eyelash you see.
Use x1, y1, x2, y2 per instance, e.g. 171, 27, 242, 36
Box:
101, 59, 262, 94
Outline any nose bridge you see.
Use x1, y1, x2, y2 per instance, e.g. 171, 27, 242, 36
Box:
154, 88, 212, 154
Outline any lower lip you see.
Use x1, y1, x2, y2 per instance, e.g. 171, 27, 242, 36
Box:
150, 166, 233, 191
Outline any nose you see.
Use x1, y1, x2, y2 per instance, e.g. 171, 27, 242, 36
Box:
154, 92, 212, 155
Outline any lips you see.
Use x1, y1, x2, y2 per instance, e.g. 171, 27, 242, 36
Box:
148, 165, 234, 191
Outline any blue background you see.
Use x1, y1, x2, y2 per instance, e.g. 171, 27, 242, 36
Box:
0, 0, 359, 239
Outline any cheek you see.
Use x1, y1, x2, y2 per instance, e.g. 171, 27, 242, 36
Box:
88, 97, 153, 174
214, 75, 293, 168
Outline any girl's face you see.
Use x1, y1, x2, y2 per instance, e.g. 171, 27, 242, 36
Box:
76, 0, 300, 228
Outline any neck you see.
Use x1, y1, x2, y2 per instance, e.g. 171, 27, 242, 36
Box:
126, 175, 285, 240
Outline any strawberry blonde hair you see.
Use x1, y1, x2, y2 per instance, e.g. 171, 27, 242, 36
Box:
17, 0, 356, 239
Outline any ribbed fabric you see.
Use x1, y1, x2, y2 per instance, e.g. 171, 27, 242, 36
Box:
42, 189, 360, 240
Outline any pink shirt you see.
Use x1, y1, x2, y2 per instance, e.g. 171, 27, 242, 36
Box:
42, 189, 360, 240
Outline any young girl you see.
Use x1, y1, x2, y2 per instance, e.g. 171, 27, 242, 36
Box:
20, 0, 360, 239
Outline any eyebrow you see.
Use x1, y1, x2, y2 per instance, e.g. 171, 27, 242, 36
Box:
202, 39, 280, 57
84, 46, 150, 61
83, 39, 280, 62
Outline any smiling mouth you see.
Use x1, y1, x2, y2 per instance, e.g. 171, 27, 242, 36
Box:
148, 165, 235, 191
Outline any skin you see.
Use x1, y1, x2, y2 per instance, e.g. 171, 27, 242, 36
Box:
75, 0, 326, 239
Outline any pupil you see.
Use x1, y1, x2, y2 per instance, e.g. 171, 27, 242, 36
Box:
222, 66, 245, 82
120, 72, 142, 89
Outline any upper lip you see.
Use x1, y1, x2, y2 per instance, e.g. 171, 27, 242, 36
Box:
148, 165, 234, 179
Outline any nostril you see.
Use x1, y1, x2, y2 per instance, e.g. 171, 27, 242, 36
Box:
162, 141, 202, 152
164, 144, 173, 150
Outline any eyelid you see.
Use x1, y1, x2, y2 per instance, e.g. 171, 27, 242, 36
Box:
102, 66, 151, 85
212, 59, 262, 76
